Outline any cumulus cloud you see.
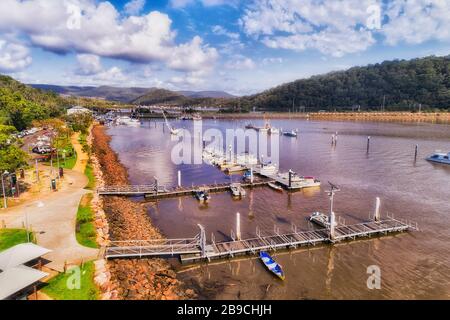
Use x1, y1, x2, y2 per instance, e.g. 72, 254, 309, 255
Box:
0, 39, 32, 72
75, 54, 103, 75
170, 0, 238, 9
212, 25, 240, 39
168, 36, 218, 73
124, 0, 146, 15
225, 55, 256, 70
240, 0, 379, 57
0, 0, 218, 74
383, 0, 450, 45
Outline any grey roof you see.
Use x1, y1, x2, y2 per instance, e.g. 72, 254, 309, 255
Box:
0, 265, 49, 300
0, 243, 51, 271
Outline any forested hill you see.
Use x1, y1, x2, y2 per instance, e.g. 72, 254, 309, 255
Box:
241, 56, 450, 111
0, 75, 69, 131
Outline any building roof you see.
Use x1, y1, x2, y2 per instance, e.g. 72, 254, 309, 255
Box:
0, 265, 48, 300
0, 243, 51, 271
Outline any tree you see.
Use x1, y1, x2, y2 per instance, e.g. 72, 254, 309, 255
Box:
0, 125, 28, 172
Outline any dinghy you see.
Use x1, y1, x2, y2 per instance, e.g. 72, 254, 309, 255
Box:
259, 251, 285, 280
268, 182, 283, 192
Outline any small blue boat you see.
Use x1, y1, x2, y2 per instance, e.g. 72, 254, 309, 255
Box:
259, 251, 285, 280
426, 152, 450, 165
242, 170, 252, 181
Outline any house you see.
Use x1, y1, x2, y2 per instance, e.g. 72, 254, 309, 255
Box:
67, 106, 92, 116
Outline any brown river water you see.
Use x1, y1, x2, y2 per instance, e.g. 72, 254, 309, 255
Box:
107, 119, 450, 300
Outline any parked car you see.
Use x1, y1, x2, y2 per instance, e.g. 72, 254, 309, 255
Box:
32, 146, 54, 155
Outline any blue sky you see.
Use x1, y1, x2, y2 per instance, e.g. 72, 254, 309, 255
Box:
0, 0, 450, 95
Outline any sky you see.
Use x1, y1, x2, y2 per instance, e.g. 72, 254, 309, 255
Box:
1, 0, 450, 96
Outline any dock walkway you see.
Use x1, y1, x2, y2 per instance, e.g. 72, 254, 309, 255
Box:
104, 216, 417, 263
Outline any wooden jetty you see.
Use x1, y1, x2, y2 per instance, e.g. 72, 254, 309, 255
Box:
104, 215, 418, 263
97, 180, 273, 199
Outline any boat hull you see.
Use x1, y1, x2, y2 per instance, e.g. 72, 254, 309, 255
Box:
259, 251, 285, 280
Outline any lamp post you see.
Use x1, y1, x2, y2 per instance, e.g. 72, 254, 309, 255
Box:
1, 171, 10, 209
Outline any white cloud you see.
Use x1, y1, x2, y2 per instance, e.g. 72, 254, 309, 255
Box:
212, 25, 240, 39
0, 0, 218, 74
170, 0, 238, 8
262, 57, 283, 65
383, 0, 450, 45
73, 54, 127, 84
75, 54, 103, 75
124, 0, 146, 15
225, 55, 256, 70
0, 39, 32, 72
168, 36, 218, 73
240, 0, 379, 57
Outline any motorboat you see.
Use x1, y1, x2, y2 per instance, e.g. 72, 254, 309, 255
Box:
268, 182, 283, 192
258, 163, 278, 176
230, 183, 246, 198
426, 152, 450, 165
194, 190, 210, 202
309, 212, 337, 228
116, 116, 140, 127
277, 172, 321, 190
226, 165, 247, 174
259, 251, 285, 280
283, 130, 298, 137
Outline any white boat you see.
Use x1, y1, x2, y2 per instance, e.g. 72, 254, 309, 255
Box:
309, 212, 337, 228
427, 151, 450, 165
116, 116, 140, 127
268, 182, 283, 192
226, 165, 247, 174
269, 127, 280, 134
277, 172, 321, 190
162, 110, 181, 135
236, 153, 258, 166
258, 163, 278, 176
283, 130, 298, 137
230, 183, 246, 198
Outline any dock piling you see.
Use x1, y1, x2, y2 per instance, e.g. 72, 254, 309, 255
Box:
374, 197, 381, 221
236, 212, 241, 241
178, 171, 182, 188
414, 144, 418, 161
367, 136, 371, 153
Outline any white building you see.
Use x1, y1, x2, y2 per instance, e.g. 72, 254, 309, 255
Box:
67, 106, 92, 116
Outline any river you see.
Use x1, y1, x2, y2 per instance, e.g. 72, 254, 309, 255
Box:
107, 118, 450, 300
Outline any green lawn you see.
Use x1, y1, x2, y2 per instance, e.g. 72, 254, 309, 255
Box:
84, 162, 96, 190
42, 261, 99, 300
0, 229, 34, 252
76, 194, 98, 249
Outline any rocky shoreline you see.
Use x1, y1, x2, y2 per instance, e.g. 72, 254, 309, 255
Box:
91, 125, 196, 300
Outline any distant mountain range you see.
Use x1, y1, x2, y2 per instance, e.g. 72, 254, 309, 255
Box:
29, 84, 235, 103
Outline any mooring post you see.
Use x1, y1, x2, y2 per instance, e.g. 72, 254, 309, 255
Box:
250, 167, 254, 184
367, 136, 371, 153
178, 170, 182, 188
154, 176, 159, 195
414, 144, 418, 161
331, 134, 335, 145
288, 170, 293, 189
236, 212, 241, 241
374, 197, 381, 222
198, 224, 206, 258
329, 211, 336, 240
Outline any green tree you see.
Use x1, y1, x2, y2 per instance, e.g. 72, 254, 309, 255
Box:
0, 125, 28, 172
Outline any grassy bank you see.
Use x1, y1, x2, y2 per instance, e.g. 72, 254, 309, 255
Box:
42, 261, 99, 300
0, 229, 34, 251
76, 194, 98, 249
84, 162, 96, 190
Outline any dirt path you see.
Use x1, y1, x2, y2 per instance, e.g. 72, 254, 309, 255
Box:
71, 132, 89, 173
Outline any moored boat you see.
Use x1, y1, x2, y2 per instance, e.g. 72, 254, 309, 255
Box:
259, 251, 285, 280
283, 130, 298, 137
426, 151, 450, 165
268, 182, 283, 192
194, 190, 210, 202
309, 212, 337, 228
230, 183, 246, 198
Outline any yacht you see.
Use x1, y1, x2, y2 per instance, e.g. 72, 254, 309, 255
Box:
258, 163, 278, 176
116, 116, 140, 127
230, 183, 246, 198
283, 130, 298, 137
277, 172, 321, 190
427, 151, 450, 165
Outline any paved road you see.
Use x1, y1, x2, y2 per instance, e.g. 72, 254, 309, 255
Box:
1, 133, 99, 272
